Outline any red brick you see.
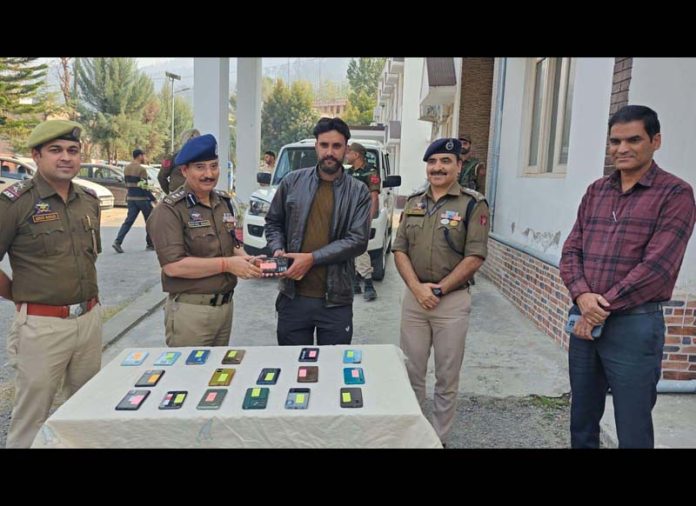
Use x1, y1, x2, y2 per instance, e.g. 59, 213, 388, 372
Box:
666, 327, 696, 336
663, 370, 696, 380
681, 346, 696, 353
668, 354, 688, 361
665, 337, 682, 345
662, 361, 689, 370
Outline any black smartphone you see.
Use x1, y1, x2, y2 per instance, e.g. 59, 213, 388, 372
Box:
257, 256, 292, 274
299, 347, 319, 362
197, 389, 227, 410
257, 367, 281, 385
135, 369, 165, 387
297, 365, 319, 383
209, 368, 235, 387
159, 391, 187, 410
340, 387, 363, 408
115, 389, 150, 410
242, 387, 269, 409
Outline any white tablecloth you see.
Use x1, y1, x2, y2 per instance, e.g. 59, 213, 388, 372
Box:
32, 344, 441, 448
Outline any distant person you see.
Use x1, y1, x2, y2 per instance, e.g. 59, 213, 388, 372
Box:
560, 105, 696, 448
147, 134, 262, 347
0, 120, 103, 448
258, 150, 276, 187
457, 134, 485, 193
112, 149, 156, 253
158, 128, 200, 194
345, 142, 380, 301
264, 117, 371, 346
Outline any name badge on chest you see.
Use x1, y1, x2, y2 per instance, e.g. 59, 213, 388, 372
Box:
406, 201, 426, 216
31, 200, 60, 224
187, 211, 211, 228
222, 212, 237, 231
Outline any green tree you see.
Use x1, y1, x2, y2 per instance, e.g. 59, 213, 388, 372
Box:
261, 79, 318, 155
0, 57, 50, 149
76, 57, 155, 161
343, 57, 385, 125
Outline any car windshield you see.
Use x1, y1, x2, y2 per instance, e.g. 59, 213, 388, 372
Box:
272, 146, 380, 185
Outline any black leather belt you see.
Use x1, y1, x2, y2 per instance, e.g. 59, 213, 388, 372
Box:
612, 302, 663, 316
210, 292, 233, 306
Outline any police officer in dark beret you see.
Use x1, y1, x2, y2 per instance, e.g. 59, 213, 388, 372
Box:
147, 134, 262, 347
0, 120, 103, 447
392, 137, 490, 446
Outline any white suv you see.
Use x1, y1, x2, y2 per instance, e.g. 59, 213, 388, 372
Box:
243, 139, 401, 280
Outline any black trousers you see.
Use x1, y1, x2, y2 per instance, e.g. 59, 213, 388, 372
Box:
276, 293, 353, 346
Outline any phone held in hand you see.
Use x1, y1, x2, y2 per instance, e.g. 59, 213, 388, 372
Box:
565, 306, 603, 338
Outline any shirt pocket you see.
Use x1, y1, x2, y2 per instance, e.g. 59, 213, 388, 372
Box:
79, 214, 100, 259
405, 217, 425, 244
186, 226, 218, 257
30, 220, 67, 256
436, 220, 466, 255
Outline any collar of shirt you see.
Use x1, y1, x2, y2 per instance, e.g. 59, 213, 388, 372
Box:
182, 183, 221, 209
34, 171, 79, 202
608, 161, 658, 192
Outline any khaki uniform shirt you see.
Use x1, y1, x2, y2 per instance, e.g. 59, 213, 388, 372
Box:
348, 163, 381, 193
0, 172, 102, 304
392, 182, 489, 287
158, 152, 185, 194
147, 184, 240, 295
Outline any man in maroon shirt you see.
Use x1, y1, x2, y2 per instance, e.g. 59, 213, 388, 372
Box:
560, 105, 696, 448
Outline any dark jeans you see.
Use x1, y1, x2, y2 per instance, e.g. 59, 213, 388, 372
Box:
276, 294, 353, 346
568, 310, 665, 448
115, 200, 153, 246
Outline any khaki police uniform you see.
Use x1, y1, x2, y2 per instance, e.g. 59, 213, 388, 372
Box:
392, 181, 489, 441
147, 184, 241, 347
158, 152, 186, 194
348, 163, 380, 279
0, 171, 103, 448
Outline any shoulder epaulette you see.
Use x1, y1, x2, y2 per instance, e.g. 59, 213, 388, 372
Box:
407, 188, 426, 199
461, 187, 487, 203
0, 179, 34, 202
214, 189, 231, 199
78, 185, 99, 199
163, 189, 187, 205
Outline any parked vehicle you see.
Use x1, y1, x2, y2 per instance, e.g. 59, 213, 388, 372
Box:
79, 163, 163, 206
1, 157, 114, 209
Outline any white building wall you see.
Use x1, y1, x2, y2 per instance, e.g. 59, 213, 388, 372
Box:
630, 58, 696, 289
493, 57, 614, 263
399, 58, 434, 196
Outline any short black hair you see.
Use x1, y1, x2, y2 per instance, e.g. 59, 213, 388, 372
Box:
313, 117, 351, 142
609, 105, 661, 140
264, 150, 276, 158
132, 148, 144, 159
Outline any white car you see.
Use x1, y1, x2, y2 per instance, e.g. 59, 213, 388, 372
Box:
0, 156, 115, 209
243, 139, 401, 280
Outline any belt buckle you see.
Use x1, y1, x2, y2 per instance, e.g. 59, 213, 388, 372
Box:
68, 303, 85, 317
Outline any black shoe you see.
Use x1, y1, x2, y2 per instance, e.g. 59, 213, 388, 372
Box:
353, 276, 362, 295
112, 242, 124, 253
363, 279, 377, 301
146, 245, 155, 251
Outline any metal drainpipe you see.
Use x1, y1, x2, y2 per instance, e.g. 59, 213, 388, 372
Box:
488, 58, 506, 232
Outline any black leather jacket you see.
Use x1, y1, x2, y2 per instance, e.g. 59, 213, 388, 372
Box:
265, 166, 371, 306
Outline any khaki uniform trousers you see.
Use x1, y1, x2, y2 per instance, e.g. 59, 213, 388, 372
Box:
6, 303, 102, 448
355, 251, 373, 279
400, 288, 471, 441
164, 296, 234, 347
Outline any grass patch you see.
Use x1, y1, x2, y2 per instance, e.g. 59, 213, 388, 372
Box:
529, 393, 571, 410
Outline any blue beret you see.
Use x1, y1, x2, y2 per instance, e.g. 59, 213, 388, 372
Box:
175, 133, 218, 165
422, 138, 462, 162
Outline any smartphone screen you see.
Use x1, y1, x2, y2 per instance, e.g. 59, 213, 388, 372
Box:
285, 388, 310, 409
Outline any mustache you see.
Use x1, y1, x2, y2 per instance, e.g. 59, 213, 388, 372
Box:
321, 156, 338, 163
428, 171, 447, 176
200, 178, 216, 182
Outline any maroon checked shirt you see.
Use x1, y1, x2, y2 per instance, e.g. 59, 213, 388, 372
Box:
560, 162, 695, 312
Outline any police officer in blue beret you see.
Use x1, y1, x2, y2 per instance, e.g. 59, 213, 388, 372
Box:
392, 137, 490, 446
147, 134, 262, 347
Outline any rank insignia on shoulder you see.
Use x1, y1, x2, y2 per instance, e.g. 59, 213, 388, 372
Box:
1, 180, 32, 201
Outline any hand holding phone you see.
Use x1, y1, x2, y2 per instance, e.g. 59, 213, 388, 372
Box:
565, 306, 603, 338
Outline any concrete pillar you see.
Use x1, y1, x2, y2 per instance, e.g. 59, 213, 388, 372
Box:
235, 57, 263, 204
193, 58, 230, 191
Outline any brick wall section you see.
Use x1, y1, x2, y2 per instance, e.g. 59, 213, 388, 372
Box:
459, 58, 494, 194
480, 236, 696, 380
604, 58, 633, 176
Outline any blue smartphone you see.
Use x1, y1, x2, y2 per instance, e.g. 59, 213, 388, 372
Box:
565, 311, 603, 338
186, 349, 210, 365
343, 349, 362, 364
343, 367, 365, 385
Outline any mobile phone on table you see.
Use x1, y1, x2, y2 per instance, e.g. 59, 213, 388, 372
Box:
343, 367, 365, 385
116, 389, 150, 410
135, 369, 165, 387
297, 366, 318, 383
209, 368, 235, 387
197, 389, 227, 410
257, 368, 281, 385
285, 388, 310, 409
243, 387, 269, 410
340, 387, 363, 408
159, 391, 187, 409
